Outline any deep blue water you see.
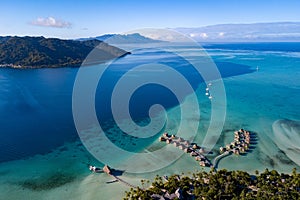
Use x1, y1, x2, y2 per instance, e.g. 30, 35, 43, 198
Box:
0, 46, 256, 162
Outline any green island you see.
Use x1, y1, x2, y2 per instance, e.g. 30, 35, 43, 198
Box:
124, 168, 300, 200
0, 36, 130, 68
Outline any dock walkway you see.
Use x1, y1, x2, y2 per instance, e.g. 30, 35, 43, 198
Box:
102, 165, 138, 189
111, 175, 138, 189
212, 151, 231, 168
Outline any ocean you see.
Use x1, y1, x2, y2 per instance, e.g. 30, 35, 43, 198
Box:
0, 43, 299, 199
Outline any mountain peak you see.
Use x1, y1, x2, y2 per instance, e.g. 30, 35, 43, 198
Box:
77, 33, 164, 44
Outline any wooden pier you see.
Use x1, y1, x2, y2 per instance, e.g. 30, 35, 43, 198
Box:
102, 165, 138, 189
159, 129, 253, 170
159, 133, 212, 168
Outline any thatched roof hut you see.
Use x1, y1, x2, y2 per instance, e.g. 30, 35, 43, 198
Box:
103, 165, 111, 174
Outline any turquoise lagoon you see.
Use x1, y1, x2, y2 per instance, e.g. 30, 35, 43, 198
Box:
0, 43, 299, 199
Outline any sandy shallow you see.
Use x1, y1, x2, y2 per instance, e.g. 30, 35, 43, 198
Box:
272, 119, 300, 167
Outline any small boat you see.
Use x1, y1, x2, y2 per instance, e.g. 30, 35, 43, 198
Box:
205, 92, 209, 96
89, 165, 103, 173
208, 95, 213, 100
256, 66, 259, 71
206, 87, 209, 91
208, 82, 212, 86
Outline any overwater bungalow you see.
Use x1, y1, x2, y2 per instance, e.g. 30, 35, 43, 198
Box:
163, 132, 170, 138
166, 139, 172, 144
190, 151, 198, 156
184, 140, 190, 146
220, 147, 226, 153
173, 142, 179, 147
233, 148, 240, 155
199, 161, 206, 167
239, 146, 245, 153
245, 138, 250, 144
226, 144, 231, 150
171, 134, 176, 139
192, 144, 199, 149
178, 144, 185, 150
184, 148, 192, 153
230, 141, 236, 147
199, 148, 205, 153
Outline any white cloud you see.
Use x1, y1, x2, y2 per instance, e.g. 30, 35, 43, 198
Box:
219, 32, 225, 37
31, 17, 71, 28
200, 33, 208, 38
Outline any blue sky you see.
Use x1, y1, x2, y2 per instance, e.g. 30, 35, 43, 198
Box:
1, 0, 300, 39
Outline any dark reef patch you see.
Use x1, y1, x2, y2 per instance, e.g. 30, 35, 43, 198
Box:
19, 172, 76, 191
0, 170, 9, 176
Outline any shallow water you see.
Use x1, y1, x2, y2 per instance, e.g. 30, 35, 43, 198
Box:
0, 43, 299, 199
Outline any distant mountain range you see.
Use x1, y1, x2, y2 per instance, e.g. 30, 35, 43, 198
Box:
1, 22, 300, 68
77, 33, 163, 44
137, 22, 300, 42
0, 36, 130, 68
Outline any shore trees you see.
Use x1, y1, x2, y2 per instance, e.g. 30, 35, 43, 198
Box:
124, 168, 300, 200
